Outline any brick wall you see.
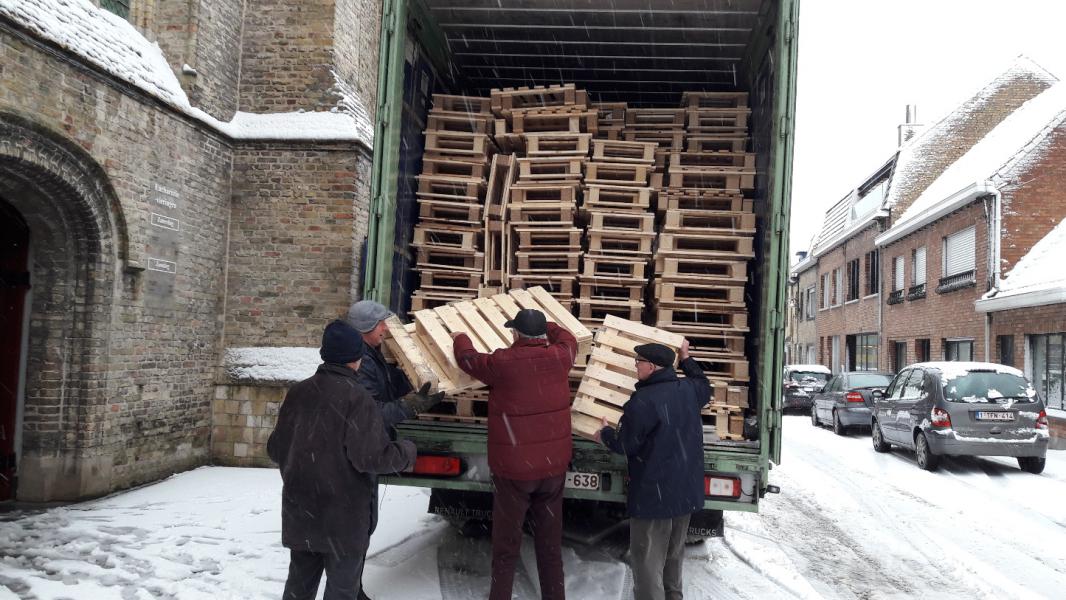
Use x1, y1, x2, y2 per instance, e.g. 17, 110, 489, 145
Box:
999, 127, 1066, 274
333, 0, 382, 122
880, 203, 990, 369
794, 267, 818, 360
815, 224, 882, 369
225, 143, 372, 348
212, 383, 284, 467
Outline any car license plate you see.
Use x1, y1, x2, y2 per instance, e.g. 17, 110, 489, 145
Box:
975, 411, 1015, 422
565, 471, 601, 490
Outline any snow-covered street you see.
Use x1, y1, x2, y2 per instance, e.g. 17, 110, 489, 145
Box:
2, 416, 1064, 599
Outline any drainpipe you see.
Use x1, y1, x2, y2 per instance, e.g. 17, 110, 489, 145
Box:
979, 181, 1002, 361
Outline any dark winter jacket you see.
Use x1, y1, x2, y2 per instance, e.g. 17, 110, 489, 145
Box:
453, 322, 577, 480
356, 343, 415, 438
267, 363, 416, 555
600, 358, 711, 519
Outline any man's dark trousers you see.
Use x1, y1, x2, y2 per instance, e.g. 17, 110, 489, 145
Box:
283, 549, 365, 600
489, 474, 566, 600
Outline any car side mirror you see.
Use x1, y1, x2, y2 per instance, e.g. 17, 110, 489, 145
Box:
871, 389, 885, 400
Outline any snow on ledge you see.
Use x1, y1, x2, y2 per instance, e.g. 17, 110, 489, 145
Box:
224, 347, 320, 384
0, 0, 374, 148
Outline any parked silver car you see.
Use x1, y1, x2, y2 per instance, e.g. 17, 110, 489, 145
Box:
782, 364, 831, 412
811, 371, 894, 435
871, 362, 1050, 473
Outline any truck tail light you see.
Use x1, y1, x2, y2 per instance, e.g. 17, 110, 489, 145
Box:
845, 392, 865, 403
931, 407, 952, 428
411, 455, 462, 477
704, 475, 742, 499
1036, 410, 1048, 431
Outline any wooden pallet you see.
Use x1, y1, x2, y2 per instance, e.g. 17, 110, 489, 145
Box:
686, 135, 750, 153
655, 256, 748, 285
513, 226, 583, 250
416, 175, 484, 201
586, 162, 651, 186
510, 182, 580, 204
594, 125, 624, 141
426, 112, 493, 134
685, 108, 751, 133
418, 270, 482, 293
669, 151, 755, 170
625, 108, 686, 128
570, 316, 685, 439
586, 210, 655, 232
411, 225, 482, 251
680, 91, 749, 110
694, 357, 750, 382
666, 169, 754, 191
656, 233, 755, 258
484, 153, 516, 222
583, 185, 651, 210
415, 247, 485, 273
424, 131, 494, 156
517, 156, 585, 180
587, 229, 656, 255
678, 332, 747, 358
491, 84, 587, 114
525, 133, 592, 156
661, 210, 757, 235
386, 286, 592, 394
590, 139, 656, 164
421, 156, 489, 179
710, 381, 749, 408
574, 298, 643, 323
656, 189, 752, 213
582, 254, 649, 280
710, 406, 746, 438
433, 94, 492, 115
507, 275, 577, 299
484, 220, 505, 285
514, 251, 581, 274
410, 289, 478, 313
418, 199, 483, 224
507, 202, 577, 224
591, 102, 627, 121
577, 278, 645, 302
653, 281, 745, 306
621, 130, 684, 150
509, 110, 598, 135
654, 305, 748, 332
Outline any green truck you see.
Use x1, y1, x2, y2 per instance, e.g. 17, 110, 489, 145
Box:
363, 0, 798, 538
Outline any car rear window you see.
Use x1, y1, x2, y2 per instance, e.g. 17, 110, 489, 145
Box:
849, 373, 893, 389
789, 371, 829, 383
942, 371, 1037, 403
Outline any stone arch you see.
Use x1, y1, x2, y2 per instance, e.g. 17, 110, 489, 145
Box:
0, 112, 130, 500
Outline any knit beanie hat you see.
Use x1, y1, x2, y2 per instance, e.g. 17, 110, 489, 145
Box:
320, 319, 366, 364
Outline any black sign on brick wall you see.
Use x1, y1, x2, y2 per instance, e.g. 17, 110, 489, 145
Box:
145, 182, 181, 308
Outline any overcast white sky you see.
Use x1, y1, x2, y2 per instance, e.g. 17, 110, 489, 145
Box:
789, 0, 1066, 259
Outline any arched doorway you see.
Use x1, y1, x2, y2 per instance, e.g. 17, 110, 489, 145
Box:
0, 199, 30, 501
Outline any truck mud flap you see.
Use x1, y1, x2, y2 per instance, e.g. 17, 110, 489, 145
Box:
429, 488, 494, 522
688, 509, 724, 538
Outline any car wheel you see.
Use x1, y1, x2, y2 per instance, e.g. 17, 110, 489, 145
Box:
1018, 456, 1046, 474
832, 411, 846, 436
871, 420, 890, 453
810, 405, 819, 427
915, 432, 940, 471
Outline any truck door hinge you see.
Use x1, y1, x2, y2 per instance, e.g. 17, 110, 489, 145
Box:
779, 115, 790, 139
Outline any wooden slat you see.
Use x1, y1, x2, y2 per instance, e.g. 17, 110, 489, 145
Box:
384, 316, 438, 390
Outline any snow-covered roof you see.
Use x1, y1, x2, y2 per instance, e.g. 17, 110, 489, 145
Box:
881, 83, 1066, 244
224, 347, 321, 383
882, 56, 1058, 212
0, 0, 373, 147
976, 217, 1066, 312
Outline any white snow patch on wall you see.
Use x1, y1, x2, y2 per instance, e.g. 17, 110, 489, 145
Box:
1, 0, 373, 147
224, 347, 320, 383
986, 216, 1066, 299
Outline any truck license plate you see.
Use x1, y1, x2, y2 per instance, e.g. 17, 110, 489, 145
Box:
565, 471, 601, 490
975, 411, 1015, 422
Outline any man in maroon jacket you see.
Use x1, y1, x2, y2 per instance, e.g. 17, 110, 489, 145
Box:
452, 308, 577, 600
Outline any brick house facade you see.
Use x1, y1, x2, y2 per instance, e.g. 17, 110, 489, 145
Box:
0, 0, 380, 501
787, 253, 818, 366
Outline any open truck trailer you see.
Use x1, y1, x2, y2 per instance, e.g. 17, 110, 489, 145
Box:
364, 0, 798, 538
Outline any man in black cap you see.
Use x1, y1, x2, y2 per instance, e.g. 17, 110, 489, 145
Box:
596, 339, 710, 600
451, 308, 577, 600
268, 319, 417, 600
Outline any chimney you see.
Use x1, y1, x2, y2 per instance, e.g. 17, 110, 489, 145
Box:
795, 250, 808, 262
898, 104, 924, 146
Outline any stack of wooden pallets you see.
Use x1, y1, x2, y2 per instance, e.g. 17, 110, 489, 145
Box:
410, 94, 498, 312
574, 139, 658, 330
383, 286, 592, 423
650, 91, 755, 439
492, 84, 595, 307
592, 102, 626, 140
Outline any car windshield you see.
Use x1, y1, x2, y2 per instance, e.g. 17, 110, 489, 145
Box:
942, 371, 1037, 403
849, 373, 893, 389
789, 371, 829, 384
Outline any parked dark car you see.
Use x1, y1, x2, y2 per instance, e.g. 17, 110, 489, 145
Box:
870, 362, 1050, 473
811, 371, 894, 435
782, 364, 831, 412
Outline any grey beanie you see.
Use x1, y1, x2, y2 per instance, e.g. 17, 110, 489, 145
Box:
347, 300, 393, 333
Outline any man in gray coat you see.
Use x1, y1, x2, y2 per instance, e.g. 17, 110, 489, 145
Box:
268, 319, 417, 600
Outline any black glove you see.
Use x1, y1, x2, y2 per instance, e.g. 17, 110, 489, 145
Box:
401, 382, 444, 415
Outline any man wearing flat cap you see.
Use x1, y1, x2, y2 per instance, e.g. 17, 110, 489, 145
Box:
347, 300, 441, 438
597, 339, 710, 600
451, 308, 578, 600
268, 319, 416, 600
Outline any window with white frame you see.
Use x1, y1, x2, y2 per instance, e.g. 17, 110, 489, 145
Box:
893, 255, 905, 291
1030, 334, 1064, 410
912, 246, 927, 285
822, 273, 831, 308
943, 226, 976, 277
833, 268, 843, 305
805, 286, 816, 319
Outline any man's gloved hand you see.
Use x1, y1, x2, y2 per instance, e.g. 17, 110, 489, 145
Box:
401, 382, 444, 415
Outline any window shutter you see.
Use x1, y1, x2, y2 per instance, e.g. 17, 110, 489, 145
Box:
894, 256, 904, 291
944, 227, 976, 276
914, 247, 927, 285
